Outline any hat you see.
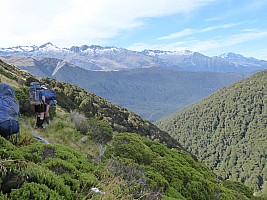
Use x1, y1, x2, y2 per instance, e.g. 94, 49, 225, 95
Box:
41, 85, 48, 90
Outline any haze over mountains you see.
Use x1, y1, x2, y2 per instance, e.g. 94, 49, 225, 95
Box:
1, 42, 266, 121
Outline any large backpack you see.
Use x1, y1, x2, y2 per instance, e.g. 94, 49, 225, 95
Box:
29, 82, 42, 105
43, 89, 56, 103
0, 83, 20, 140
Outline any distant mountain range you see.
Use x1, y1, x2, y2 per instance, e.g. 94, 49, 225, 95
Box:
1, 42, 267, 72
1, 43, 266, 121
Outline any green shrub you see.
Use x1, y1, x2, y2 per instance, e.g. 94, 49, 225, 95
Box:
20, 143, 96, 173
163, 187, 186, 200
145, 169, 169, 191
106, 158, 162, 199
43, 158, 79, 176
9, 182, 64, 200
15, 86, 35, 116
22, 163, 73, 199
223, 180, 253, 199
69, 110, 89, 134
78, 173, 99, 194
0, 68, 17, 81
0, 192, 7, 200
0, 137, 19, 158
107, 133, 155, 165
87, 118, 113, 144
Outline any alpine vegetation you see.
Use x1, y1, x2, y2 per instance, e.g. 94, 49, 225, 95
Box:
0, 58, 263, 199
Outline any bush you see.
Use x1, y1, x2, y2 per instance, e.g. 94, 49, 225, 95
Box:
69, 110, 89, 134
107, 133, 155, 165
87, 118, 113, 144
15, 86, 35, 116
9, 182, 64, 200
106, 158, 162, 199
223, 180, 253, 199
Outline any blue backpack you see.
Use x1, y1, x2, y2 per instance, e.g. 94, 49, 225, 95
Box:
0, 83, 20, 140
29, 82, 42, 105
43, 89, 56, 103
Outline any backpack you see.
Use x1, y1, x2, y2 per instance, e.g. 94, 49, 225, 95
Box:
29, 82, 42, 105
43, 89, 56, 103
0, 83, 20, 140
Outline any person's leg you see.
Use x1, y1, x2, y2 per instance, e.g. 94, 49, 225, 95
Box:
35, 104, 46, 128
44, 105, 50, 124
36, 113, 45, 128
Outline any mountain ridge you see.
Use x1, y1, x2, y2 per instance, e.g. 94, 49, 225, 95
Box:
1, 42, 267, 72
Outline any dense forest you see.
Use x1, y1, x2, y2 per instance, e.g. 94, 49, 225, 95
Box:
1, 59, 265, 199
156, 69, 267, 196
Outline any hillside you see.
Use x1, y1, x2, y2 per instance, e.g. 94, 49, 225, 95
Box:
156, 69, 267, 195
0, 59, 263, 199
1, 56, 252, 121
52, 66, 252, 122
0, 60, 181, 150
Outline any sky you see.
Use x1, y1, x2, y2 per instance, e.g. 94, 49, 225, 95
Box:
1, 0, 267, 60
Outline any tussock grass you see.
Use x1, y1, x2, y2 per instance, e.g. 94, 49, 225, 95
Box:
17, 106, 99, 158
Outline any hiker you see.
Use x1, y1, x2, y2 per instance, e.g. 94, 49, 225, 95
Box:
40, 85, 57, 125
41, 85, 52, 124
34, 85, 46, 129
0, 83, 20, 140
30, 82, 56, 128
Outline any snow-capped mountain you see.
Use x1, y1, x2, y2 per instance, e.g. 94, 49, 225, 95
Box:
219, 52, 267, 68
142, 50, 267, 72
0, 42, 267, 72
0, 43, 166, 71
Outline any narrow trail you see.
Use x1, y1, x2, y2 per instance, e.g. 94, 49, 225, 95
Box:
33, 133, 50, 144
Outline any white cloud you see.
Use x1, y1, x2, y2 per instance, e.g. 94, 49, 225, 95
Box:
128, 29, 267, 57
187, 30, 267, 60
187, 29, 267, 52
158, 22, 244, 40
0, 0, 220, 47
200, 22, 244, 32
158, 29, 194, 40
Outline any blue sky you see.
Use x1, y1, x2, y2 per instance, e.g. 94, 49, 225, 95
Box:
1, 0, 267, 60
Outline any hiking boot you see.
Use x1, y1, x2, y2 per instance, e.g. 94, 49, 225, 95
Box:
35, 124, 45, 129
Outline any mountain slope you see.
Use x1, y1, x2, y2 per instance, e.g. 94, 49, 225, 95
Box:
0, 56, 252, 121
0, 58, 184, 150
0, 59, 259, 199
52, 65, 252, 121
156, 69, 267, 193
